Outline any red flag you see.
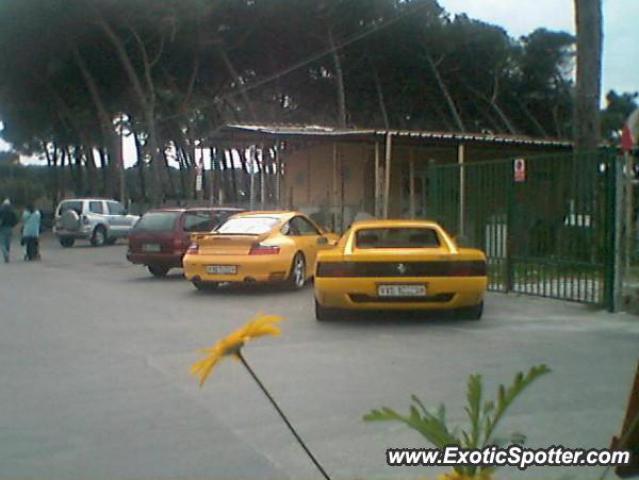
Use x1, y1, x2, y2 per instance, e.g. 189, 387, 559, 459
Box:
621, 108, 639, 152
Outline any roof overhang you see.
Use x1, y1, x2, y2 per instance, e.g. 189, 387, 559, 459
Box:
206, 123, 573, 150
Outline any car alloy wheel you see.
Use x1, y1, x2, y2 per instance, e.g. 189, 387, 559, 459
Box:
59, 237, 75, 248
288, 253, 306, 290
91, 226, 106, 247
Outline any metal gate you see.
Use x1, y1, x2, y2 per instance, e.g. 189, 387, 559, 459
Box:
426, 151, 620, 309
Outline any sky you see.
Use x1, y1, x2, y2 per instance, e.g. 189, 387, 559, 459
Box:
438, 0, 638, 96
3, 0, 638, 166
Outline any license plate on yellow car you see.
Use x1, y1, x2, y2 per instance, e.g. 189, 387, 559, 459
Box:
206, 265, 237, 275
377, 284, 426, 297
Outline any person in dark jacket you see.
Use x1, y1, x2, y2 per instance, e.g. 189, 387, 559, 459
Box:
0, 198, 18, 263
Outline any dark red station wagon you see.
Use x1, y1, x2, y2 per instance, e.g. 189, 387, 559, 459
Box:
127, 207, 244, 277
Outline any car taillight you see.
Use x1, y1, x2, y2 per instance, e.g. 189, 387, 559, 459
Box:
81, 215, 90, 225
448, 261, 487, 276
187, 242, 199, 254
316, 262, 355, 277
249, 243, 280, 255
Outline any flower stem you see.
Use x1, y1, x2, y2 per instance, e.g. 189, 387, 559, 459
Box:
237, 351, 332, 480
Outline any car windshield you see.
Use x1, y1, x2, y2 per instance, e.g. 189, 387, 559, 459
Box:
355, 228, 441, 249
215, 216, 280, 235
133, 211, 180, 232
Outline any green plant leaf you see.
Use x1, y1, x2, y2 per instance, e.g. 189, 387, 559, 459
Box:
509, 431, 527, 445
466, 374, 483, 449
483, 364, 551, 445
365, 398, 459, 448
483, 400, 495, 415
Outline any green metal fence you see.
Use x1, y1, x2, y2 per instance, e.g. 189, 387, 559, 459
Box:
426, 151, 620, 309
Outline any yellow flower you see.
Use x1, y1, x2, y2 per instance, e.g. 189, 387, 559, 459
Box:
438, 471, 493, 480
191, 313, 283, 386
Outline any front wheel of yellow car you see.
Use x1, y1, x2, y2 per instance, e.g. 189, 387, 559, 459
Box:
314, 299, 338, 321
193, 280, 219, 292
286, 253, 306, 290
456, 301, 483, 320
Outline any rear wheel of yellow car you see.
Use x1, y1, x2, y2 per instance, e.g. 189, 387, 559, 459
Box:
457, 301, 483, 320
286, 253, 306, 290
193, 280, 219, 292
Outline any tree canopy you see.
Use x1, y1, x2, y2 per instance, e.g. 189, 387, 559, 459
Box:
0, 0, 632, 205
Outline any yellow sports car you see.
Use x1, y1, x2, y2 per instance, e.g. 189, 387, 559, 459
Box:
183, 211, 338, 291
313, 219, 487, 320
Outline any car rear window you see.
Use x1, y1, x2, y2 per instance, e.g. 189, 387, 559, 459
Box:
213, 210, 242, 228
216, 217, 279, 235
183, 211, 213, 232
58, 201, 83, 215
133, 212, 180, 232
355, 228, 441, 249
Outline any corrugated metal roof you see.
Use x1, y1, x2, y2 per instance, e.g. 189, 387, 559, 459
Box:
216, 123, 572, 148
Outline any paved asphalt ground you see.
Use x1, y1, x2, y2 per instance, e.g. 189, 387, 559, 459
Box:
0, 234, 638, 480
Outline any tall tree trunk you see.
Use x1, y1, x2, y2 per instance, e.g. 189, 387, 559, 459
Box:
83, 142, 98, 196
574, 0, 603, 151
161, 148, 177, 201
71, 43, 120, 199
369, 56, 390, 129
71, 146, 84, 195
132, 127, 147, 202
217, 46, 257, 121
43, 142, 59, 208
228, 150, 238, 203
93, 10, 162, 204
515, 98, 549, 137
328, 27, 347, 128
98, 148, 110, 195
424, 51, 466, 132
59, 148, 67, 200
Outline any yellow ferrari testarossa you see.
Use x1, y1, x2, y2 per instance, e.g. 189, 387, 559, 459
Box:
183, 211, 338, 291
313, 219, 487, 320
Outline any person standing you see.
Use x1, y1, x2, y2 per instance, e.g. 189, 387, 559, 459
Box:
0, 198, 18, 263
21, 203, 41, 261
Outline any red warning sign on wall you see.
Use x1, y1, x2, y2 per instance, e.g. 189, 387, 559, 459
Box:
514, 158, 526, 183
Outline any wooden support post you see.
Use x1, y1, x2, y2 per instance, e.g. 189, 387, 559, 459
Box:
374, 142, 380, 217
457, 143, 465, 237
275, 148, 281, 209
208, 147, 215, 206
249, 147, 256, 211
625, 151, 634, 270
383, 133, 392, 219
260, 148, 266, 209
332, 143, 339, 229
409, 149, 416, 218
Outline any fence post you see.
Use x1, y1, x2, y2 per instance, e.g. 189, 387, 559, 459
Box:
505, 160, 515, 293
605, 155, 623, 312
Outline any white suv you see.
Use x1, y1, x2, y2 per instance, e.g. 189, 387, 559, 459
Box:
53, 198, 140, 247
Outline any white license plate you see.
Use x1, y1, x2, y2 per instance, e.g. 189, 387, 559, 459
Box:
142, 243, 161, 252
207, 265, 237, 275
377, 284, 427, 297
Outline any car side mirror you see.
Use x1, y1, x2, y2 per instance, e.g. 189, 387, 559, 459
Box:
318, 236, 337, 247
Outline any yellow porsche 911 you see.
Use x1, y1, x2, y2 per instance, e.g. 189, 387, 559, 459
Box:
183, 211, 338, 291
313, 219, 487, 320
